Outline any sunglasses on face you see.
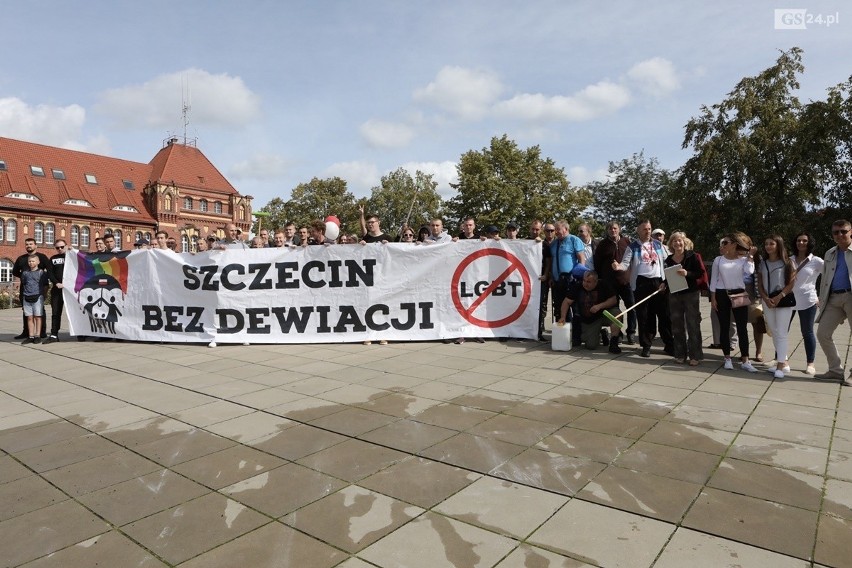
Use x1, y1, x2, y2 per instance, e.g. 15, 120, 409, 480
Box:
402, 234, 415, 239
544, 228, 555, 232
55, 246, 65, 250
834, 229, 850, 236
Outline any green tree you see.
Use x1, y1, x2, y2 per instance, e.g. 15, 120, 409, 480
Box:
365, 168, 443, 237
819, 76, 852, 214
447, 135, 591, 234
587, 151, 674, 236
254, 177, 359, 234
679, 47, 824, 247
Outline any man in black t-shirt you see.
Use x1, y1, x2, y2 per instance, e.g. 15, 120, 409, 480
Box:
557, 270, 621, 352
45, 239, 68, 343
358, 205, 391, 243
12, 238, 50, 339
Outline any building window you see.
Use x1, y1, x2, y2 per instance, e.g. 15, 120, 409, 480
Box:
184, 197, 193, 210
191, 235, 198, 252
123, 180, 134, 190
85, 174, 97, 184
34, 222, 44, 244
45, 223, 55, 245
81, 226, 90, 248
114, 229, 122, 247
52, 169, 66, 180
6, 220, 16, 243
164, 194, 172, 211
0, 258, 13, 283
134, 231, 142, 244
0, 160, 7, 171
112, 205, 138, 213
144, 232, 152, 242
200, 199, 208, 212
0, 219, 4, 242
214, 201, 222, 214
71, 226, 80, 248
181, 234, 189, 253
239, 206, 246, 221
30, 166, 45, 177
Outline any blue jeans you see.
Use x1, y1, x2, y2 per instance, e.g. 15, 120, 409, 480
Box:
790, 305, 817, 363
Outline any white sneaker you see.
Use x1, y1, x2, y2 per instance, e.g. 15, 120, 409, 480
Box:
773, 369, 785, 379
806, 365, 816, 375
724, 359, 734, 370
782, 364, 791, 372
741, 361, 758, 373
208, 341, 217, 348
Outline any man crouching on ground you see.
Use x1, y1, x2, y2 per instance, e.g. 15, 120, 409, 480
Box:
557, 270, 622, 353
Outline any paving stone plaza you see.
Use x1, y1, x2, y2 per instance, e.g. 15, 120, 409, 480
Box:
0, 303, 850, 567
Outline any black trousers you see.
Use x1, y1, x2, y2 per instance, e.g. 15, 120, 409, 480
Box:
635, 276, 671, 349
50, 286, 64, 336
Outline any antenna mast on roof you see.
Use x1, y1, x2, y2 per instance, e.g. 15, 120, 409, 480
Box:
182, 74, 192, 145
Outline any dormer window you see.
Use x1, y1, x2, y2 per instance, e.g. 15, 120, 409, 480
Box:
85, 174, 97, 184
0, 160, 7, 171
7, 192, 40, 201
30, 166, 45, 177
52, 169, 66, 180
112, 205, 138, 213
64, 199, 92, 207
123, 180, 134, 190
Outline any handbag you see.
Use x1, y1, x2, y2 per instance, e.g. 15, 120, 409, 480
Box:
728, 292, 751, 308
24, 294, 40, 303
769, 289, 796, 308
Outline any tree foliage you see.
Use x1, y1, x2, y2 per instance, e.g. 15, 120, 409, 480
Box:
587, 151, 675, 236
254, 177, 359, 234
365, 168, 443, 237
677, 47, 825, 250
446, 135, 592, 234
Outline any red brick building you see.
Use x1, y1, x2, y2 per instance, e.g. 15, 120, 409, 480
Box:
0, 136, 252, 284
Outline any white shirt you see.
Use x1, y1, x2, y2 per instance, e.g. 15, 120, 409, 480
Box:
709, 256, 754, 292
791, 254, 824, 310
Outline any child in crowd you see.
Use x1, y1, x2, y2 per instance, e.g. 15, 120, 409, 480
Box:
20, 254, 49, 344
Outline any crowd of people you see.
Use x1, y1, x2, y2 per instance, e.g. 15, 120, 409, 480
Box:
9, 211, 852, 387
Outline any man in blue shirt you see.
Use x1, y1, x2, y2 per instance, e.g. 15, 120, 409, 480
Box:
816, 219, 852, 385
550, 220, 587, 345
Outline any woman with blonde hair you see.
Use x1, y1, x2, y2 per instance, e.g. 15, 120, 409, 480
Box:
709, 232, 759, 373
664, 232, 708, 365
756, 234, 797, 379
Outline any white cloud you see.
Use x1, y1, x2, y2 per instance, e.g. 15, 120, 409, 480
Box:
413, 66, 504, 120
568, 166, 609, 186
0, 96, 88, 148
627, 57, 680, 97
96, 68, 260, 129
360, 119, 414, 148
398, 160, 458, 199
323, 160, 380, 195
229, 153, 289, 180
493, 81, 631, 122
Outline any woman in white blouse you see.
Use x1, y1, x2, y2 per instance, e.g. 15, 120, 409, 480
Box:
709, 233, 759, 373
789, 232, 824, 375
756, 235, 797, 379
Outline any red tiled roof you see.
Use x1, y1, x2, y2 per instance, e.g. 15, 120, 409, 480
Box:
0, 137, 240, 225
149, 141, 238, 195
0, 137, 155, 224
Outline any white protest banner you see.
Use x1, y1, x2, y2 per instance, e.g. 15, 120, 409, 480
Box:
63, 240, 542, 344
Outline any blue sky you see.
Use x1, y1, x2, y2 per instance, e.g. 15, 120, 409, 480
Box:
2, 1, 848, 209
